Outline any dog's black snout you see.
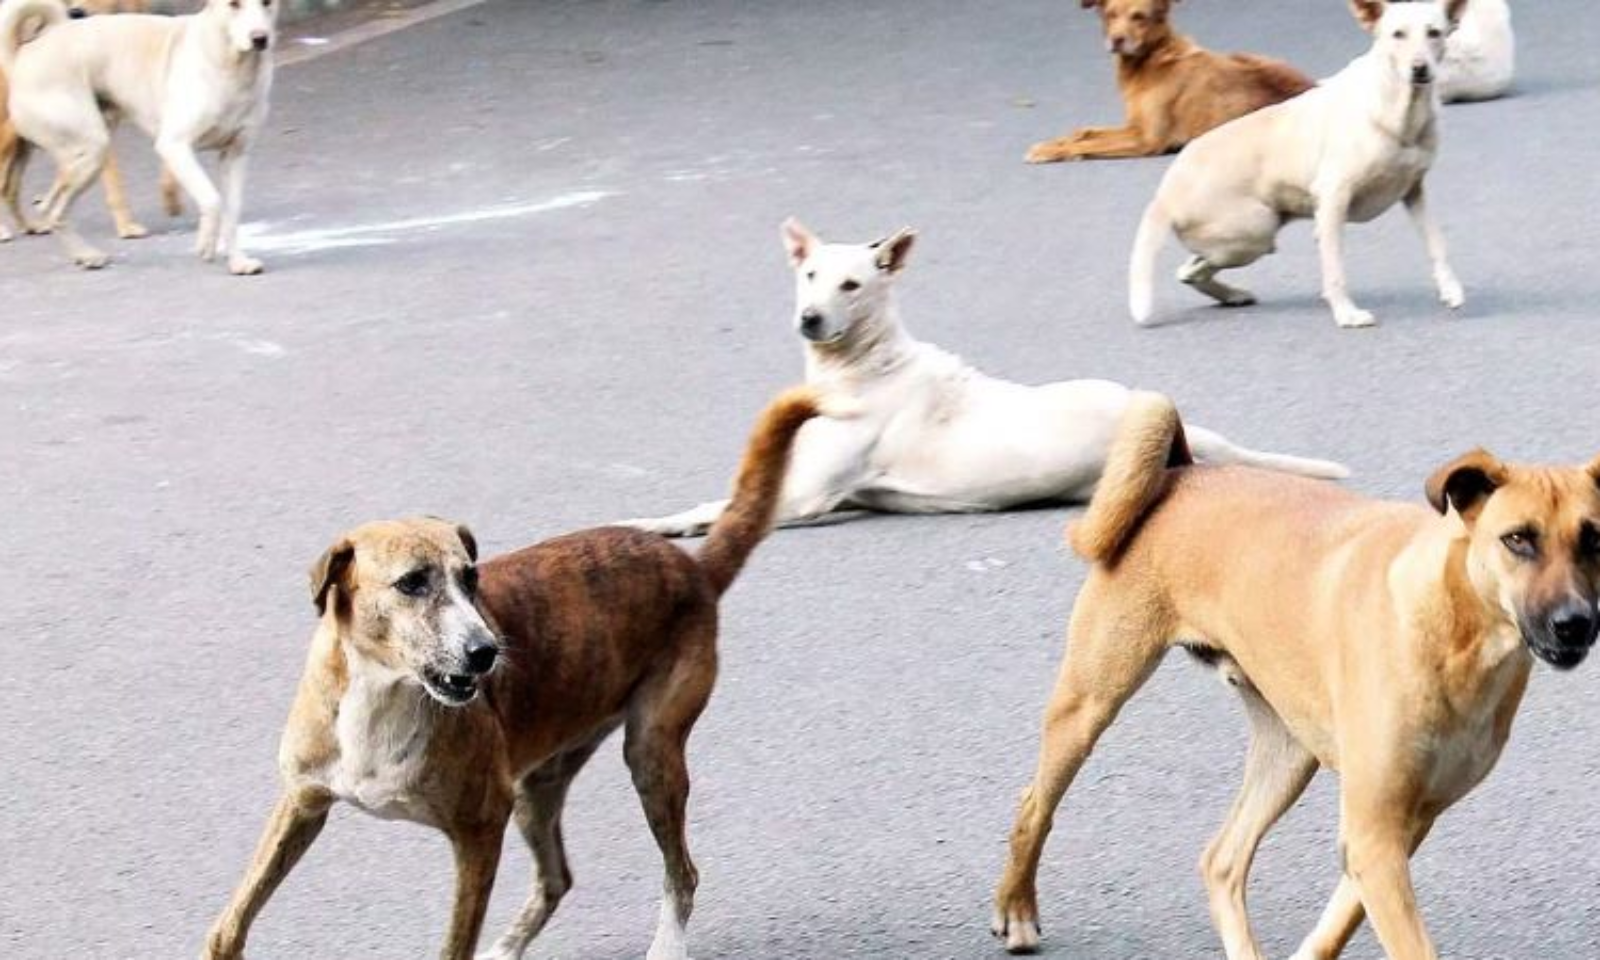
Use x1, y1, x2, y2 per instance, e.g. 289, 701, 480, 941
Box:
800, 309, 824, 334
68, 6, 87, 18
1411, 64, 1431, 83
464, 636, 499, 674
1550, 604, 1598, 647
251, 32, 271, 51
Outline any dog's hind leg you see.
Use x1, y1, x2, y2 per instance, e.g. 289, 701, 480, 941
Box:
99, 149, 148, 239
1200, 685, 1318, 960
204, 789, 333, 959
992, 573, 1171, 954
1178, 256, 1257, 307
38, 138, 112, 269
478, 736, 609, 960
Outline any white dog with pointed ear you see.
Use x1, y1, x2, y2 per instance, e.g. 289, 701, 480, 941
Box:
1438, 0, 1513, 102
623, 219, 1347, 537
1130, 0, 1468, 329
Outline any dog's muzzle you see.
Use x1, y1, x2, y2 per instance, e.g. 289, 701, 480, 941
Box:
1524, 602, 1599, 671
1411, 64, 1433, 85
251, 32, 271, 52
798, 309, 829, 342
421, 633, 501, 705
68, 6, 88, 18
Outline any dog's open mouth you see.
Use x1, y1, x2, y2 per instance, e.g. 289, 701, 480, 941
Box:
1527, 639, 1592, 672
421, 667, 480, 705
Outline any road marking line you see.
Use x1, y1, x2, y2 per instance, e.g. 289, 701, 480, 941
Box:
276, 0, 500, 68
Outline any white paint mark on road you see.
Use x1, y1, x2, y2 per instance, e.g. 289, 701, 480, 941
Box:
276, 0, 500, 68
240, 190, 612, 255
231, 339, 287, 357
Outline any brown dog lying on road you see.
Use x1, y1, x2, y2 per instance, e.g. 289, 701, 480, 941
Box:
994, 392, 1600, 958
0, 0, 178, 241
204, 387, 829, 960
1026, 0, 1312, 163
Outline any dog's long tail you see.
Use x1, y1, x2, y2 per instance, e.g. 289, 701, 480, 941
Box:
1070, 391, 1192, 564
698, 386, 825, 596
1128, 199, 1170, 325
0, 0, 67, 75
1184, 425, 1349, 480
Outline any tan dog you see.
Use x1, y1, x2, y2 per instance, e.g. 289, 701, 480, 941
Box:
1026, 0, 1312, 163
0, 0, 178, 241
204, 388, 827, 960
993, 393, 1600, 958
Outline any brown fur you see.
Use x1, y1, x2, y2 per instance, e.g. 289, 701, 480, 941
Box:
0, 0, 180, 242
1026, 0, 1313, 163
204, 387, 824, 960
995, 408, 1600, 957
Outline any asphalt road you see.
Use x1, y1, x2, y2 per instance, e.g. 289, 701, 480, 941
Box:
3, 1, 1599, 957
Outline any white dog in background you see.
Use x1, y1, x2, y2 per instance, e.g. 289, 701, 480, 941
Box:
0, 0, 276, 273
625, 220, 1347, 538
1130, 0, 1467, 330
1440, 0, 1513, 102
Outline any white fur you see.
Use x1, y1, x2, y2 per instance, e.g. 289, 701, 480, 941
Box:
1441, 0, 1514, 102
0, 0, 277, 273
1130, 1, 1466, 330
625, 220, 1347, 538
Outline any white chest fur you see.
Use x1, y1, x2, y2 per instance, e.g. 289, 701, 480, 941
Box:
315, 668, 440, 825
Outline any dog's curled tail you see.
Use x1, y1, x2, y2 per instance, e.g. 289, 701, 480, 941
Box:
1070, 391, 1191, 565
698, 386, 832, 596
0, 0, 66, 74
1128, 200, 1170, 325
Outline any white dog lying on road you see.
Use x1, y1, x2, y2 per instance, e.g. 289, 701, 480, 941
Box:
1440, 0, 1513, 102
0, 0, 276, 273
1130, 0, 1467, 330
625, 220, 1347, 538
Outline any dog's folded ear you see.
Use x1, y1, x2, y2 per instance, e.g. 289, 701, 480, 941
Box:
1425, 449, 1507, 521
781, 217, 818, 268
309, 539, 355, 616
456, 524, 479, 562
872, 228, 917, 274
1080, 0, 1102, 9
1348, 0, 1384, 33
1587, 455, 1600, 488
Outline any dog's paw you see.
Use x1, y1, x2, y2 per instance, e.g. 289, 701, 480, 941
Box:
228, 254, 265, 276
991, 909, 1042, 954
117, 221, 150, 240
0, 225, 11, 243
1334, 307, 1376, 329
1024, 144, 1065, 165
1220, 289, 1257, 308
1437, 276, 1465, 310
73, 249, 111, 270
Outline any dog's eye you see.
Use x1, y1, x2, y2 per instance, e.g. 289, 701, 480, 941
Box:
1580, 525, 1600, 558
805, 270, 816, 282
395, 569, 431, 597
1501, 531, 1539, 559
1130, 12, 1146, 23
1427, 28, 1442, 39
840, 279, 861, 292
460, 566, 479, 596
1392, 29, 1406, 40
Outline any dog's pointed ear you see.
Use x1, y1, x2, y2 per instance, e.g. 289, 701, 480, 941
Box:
1425, 449, 1507, 522
781, 217, 818, 269
456, 524, 478, 562
1349, 0, 1385, 32
1586, 454, 1600, 489
1080, 0, 1102, 9
872, 228, 917, 274
1444, 0, 1469, 29
309, 538, 355, 616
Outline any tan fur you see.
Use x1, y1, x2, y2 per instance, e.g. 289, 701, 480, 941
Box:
204, 388, 822, 960
1026, 0, 1313, 163
0, 0, 178, 242
1067, 390, 1191, 563
994, 411, 1600, 958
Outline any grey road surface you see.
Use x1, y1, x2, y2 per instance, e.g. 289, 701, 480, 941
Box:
3, 1, 1598, 957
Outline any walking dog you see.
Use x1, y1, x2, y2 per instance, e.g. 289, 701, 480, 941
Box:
1129, 0, 1467, 329
1025, 0, 1311, 164
203, 389, 828, 960
0, 0, 274, 273
625, 219, 1345, 538
992, 392, 1600, 958
0, 1, 178, 241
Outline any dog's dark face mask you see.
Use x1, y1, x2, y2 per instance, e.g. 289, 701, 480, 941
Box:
1427, 451, 1600, 670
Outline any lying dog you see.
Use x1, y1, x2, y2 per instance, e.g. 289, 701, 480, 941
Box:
0, 0, 178, 241
0, 0, 274, 272
625, 219, 1346, 538
993, 392, 1600, 958
204, 388, 827, 960
1438, 0, 1514, 102
1129, 0, 1467, 329
1026, 0, 1312, 163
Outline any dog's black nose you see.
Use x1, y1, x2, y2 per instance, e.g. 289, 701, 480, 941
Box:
1550, 604, 1598, 647
68, 6, 87, 18
464, 636, 499, 674
800, 309, 824, 334
1411, 65, 1431, 83
251, 33, 270, 51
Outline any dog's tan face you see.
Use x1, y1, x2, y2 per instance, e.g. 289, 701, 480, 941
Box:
207, 0, 277, 55
1082, 0, 1175, 59
310, 518, 502, 705
1428, 451, 1600, 669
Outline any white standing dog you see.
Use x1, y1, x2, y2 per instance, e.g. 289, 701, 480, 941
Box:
0, 0, 276, 273
1129, 0, 1467, 329
625, 220, 1347, 538
1439, 0, 1513, 102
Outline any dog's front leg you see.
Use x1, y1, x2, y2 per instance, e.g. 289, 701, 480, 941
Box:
1339, 793, 1439, 960
441, 824, 505, 960
1403, 183, 1463, 311
156, 135, 223, 263
203, 788, 332, 959
1314, 188, 1375, 329
1289, 816, 1436, 960
218, 143, 263, 275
